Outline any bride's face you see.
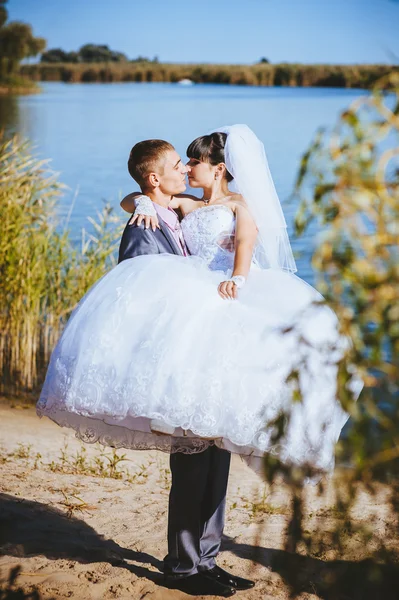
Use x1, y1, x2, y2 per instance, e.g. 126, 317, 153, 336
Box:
186, 158, 216, 188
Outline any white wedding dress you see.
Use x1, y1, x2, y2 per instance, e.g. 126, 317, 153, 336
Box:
37, 203, 360, 473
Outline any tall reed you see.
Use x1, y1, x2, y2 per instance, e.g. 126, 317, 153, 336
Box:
0, 136, 123, 394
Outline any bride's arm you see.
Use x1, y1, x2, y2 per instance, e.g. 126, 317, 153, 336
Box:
120, 192, 142, 213
120, 193, 159, 231
218, 204, 258, 300
120, 192, 198, 213
121, 192, 200, 229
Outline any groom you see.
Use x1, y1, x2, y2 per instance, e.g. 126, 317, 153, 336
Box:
118, 139, 254, 597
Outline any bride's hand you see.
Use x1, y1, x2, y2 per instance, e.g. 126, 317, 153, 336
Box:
129, 213, 160, 230
128, 195, 160, 231
218, 280, 237, 300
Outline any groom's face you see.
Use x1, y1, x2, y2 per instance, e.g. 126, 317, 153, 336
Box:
157, 149, 189, 195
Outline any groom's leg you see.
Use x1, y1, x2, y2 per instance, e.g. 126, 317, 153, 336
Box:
163, 446, 213, 578
197, 445, 231, 571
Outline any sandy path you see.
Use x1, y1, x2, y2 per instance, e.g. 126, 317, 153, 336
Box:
0, 404, 397, 600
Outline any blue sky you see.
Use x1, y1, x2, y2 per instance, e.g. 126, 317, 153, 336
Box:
7, 0, 399, 64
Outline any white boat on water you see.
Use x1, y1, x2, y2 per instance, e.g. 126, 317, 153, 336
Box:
177, 78, 194, 85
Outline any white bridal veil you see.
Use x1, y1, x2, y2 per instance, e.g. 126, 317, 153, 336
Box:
209, 124, 297, 273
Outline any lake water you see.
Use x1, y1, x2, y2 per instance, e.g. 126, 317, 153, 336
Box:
0, 82, 369, 283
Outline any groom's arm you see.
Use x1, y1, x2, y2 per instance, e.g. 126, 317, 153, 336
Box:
118, 221, 159, 263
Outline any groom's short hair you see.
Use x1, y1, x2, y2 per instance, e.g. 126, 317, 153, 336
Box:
128, 139, 175, 188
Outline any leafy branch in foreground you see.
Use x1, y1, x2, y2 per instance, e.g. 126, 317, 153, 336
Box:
261, 73, 399, 597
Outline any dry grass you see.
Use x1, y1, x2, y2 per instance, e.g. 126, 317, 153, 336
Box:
0, 135, 123, 396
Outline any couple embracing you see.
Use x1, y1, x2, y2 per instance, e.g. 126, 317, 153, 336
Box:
38, 125, 356, 597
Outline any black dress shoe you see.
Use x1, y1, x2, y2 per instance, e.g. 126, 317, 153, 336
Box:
164, 572, 236, 596
201, 565, 255, 591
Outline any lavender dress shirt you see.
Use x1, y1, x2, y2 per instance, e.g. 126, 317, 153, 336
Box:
154, 203, 188, 256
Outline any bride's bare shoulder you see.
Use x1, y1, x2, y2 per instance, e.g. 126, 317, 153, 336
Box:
227, 193, 247, 211
171, 194, 202, 214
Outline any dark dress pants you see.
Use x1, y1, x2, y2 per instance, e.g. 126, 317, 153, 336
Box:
163, 444, 231, 578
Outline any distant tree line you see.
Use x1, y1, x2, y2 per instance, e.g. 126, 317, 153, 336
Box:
41, 44, 267, 66
0, 0, 45, 84
41, 44, 159, 64
22, 61, 397, 90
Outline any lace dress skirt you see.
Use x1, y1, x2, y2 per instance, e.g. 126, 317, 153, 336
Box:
37, 252, 362, 475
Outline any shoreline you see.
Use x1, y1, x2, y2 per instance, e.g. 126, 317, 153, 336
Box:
0, 84, 41, 96
19, 80, 373, 91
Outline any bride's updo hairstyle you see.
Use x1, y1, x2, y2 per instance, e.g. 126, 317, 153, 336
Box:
186, 132, 233, 182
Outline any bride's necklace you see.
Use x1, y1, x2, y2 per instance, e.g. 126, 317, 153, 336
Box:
201, 194, 229, 205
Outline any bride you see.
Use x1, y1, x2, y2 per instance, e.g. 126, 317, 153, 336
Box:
37, 125, 359, 474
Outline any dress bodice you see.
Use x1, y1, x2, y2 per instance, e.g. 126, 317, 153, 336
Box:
181, 205, 236, 272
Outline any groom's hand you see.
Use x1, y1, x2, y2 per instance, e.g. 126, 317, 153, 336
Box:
218, 280, 237, 300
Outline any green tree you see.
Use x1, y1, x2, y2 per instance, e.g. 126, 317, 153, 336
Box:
0, 1, 46, 81
41, 44, 128, 64
0, 0, 7, 28
78, 43, 127, 63
41, 48, 80, 63
40, 47, 69, 63
65, 51, 79, 63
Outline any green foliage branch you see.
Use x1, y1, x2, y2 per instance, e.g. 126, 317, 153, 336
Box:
260, 74, 399, 595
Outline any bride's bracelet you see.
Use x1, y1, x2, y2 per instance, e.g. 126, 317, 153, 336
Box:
134, 195, 157, 217
228, 275, 246, 289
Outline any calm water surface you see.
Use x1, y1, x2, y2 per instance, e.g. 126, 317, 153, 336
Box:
0, 82, 369, 282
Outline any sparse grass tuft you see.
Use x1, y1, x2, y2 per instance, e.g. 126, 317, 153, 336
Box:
241, 486, 289, 521
0, 439, 153, 485
155, 455, 171, 491
57, 491, 97, 519
48, 443, 132, 479
13, 443, 33, 460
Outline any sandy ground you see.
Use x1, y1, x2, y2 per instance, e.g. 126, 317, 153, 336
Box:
1, 403, 398, 600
